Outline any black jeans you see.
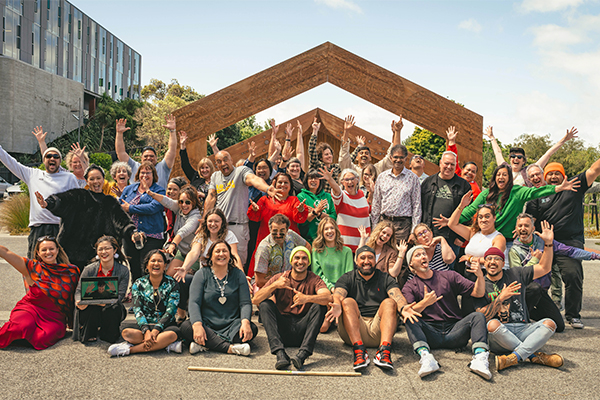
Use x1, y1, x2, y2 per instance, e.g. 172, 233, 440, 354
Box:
77, 303, 126, 343
177, 274, 194, 311
180, 320, 258, 353
27, 224, 59, 258
553, 239, 584, 320
526, 281, 565, 333
405, 311, 488, 353
259, 300, 326, 355
123, 236, 165, 282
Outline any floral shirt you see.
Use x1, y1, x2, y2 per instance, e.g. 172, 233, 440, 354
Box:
254, 231, 306, 280
132, 274, 179, 332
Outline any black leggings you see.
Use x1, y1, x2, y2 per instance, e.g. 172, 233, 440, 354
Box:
77, 303, 125, 343
180, 320, 258, 353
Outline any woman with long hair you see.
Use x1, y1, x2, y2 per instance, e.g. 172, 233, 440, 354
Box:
107, 250, 182, 357
0, 237, 80, 350
180, 240, 257, 355
358, 220, 407, 278
73, 236, 129, 343
297, 169, 336, 243
179, 130, 215, 210
311, 217, 354, 291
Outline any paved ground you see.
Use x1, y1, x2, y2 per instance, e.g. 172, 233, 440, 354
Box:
1, 232, 600, 399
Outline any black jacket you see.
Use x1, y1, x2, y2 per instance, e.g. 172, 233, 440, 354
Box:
420, 173, 471, 242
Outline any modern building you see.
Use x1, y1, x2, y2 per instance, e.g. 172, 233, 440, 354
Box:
0, 0, 141, 154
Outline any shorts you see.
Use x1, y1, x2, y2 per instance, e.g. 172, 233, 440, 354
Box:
120, 321, 181, 340
175, 250, 200, 273
337, 310, 382, 348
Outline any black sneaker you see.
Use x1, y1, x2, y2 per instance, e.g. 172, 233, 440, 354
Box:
275, 350, 291, 370
353, 345, 370, 371
291, 350, 310, 370
374, 345, 393, 370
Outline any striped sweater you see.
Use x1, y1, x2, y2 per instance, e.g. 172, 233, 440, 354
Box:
332, 189, 371, 252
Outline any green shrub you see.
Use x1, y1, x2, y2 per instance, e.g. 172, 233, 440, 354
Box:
0, 194, 30, 235
90, 153, 113, 172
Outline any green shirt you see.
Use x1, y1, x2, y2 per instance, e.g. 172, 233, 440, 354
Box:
297, 189, 336, 243
312, 246, 354, 290
460, 184, 556, 239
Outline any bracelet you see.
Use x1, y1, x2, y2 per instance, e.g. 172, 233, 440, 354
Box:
285, 139, 291, 141
544, 243, 553, 247
399, 305, 405, 314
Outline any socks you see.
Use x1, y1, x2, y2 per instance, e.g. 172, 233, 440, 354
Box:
380, 341, 391, 349
512, 351, 522, 362
353, 341, 364, 347
474, 347, 487, 355
416, 346, 429, 357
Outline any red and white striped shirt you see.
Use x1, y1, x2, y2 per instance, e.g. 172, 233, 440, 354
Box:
332, 189, 371, 252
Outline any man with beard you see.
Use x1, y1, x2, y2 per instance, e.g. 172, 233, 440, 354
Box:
0, 141, 79, 258
475, 222, 564, 371
402, 245, 491, 380
526, 157, 600, 329
204, 151, 283, 267
254, 246, 331, 370
326, 246, 419, 371
510, 213, 600, 331
371, 144, 422, 242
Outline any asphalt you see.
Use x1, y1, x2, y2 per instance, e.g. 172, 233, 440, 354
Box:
1, 232, 600, 399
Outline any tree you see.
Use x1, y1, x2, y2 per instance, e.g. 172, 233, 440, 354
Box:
94, 94, 116, 152
402, 127, 446, 164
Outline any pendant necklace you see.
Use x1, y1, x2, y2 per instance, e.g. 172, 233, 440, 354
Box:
212, 269, 229, 304
153, 288, 161, 314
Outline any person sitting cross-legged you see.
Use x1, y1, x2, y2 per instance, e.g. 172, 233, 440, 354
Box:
326, 246, 419, 371
253, 246, 331, 370
475, 221, 564, 371
401, 246, 492, 380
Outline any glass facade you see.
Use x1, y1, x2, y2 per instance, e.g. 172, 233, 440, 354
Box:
1, 0, 141, 99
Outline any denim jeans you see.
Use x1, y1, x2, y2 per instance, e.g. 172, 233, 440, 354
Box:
405, 311, 488, 353
488, 319, 555, 360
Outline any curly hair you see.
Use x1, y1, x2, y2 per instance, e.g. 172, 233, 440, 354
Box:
312, 217, 344, 253
195, 208, 229, 255
109, 161, 132, 180
179, 185, 200, 212
203, 239, 238, 272
316, 142, 333, 163
366, 220, 397, 250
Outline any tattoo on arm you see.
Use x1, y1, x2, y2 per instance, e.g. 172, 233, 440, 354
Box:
388, 288, 407, 309
476, 299, 502, 322
333, 287, 347, 301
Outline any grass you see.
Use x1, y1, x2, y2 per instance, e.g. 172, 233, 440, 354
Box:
0, 194, 30, 235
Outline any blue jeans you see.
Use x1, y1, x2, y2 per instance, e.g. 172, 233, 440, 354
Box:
405, 312, 488, 353
488, 319, 555, 360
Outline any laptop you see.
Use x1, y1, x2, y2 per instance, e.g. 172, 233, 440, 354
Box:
79, 276, 119, 305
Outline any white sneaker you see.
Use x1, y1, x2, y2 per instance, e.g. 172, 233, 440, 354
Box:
166, 340, 183, 354
108, 341, 133, 357
418, 353, 440, 378
469, 351, 492, 380
190, 342, 208, 355
230, 343, 251, 356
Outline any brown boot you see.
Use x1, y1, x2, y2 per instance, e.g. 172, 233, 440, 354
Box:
496, 353, 519, 371
530, 352, 564, 368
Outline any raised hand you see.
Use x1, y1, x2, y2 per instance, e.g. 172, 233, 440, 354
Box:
273, 139, 282, 154
499, 281, 521, 302
391, 115, 403, 134
556, 177, 580, 193
446, 126, 458, 144
297, 120, 303, 133
318, 166, 333, 182
564, 127, 578, 142
459, 190, 473, 209
432, 214, 449, 229
269, 118, 279, 135
535, 220, 554, 244
344, 115, 355, 131
110, 185, 123, 197
71, 142, 86, 159
356, 136, 366, 147
116, 118, 130, 135
296, 199, 306, 213
311, 117, 321, 135
250, 200, 259, 212
34, 191, 48, 208
422, 285, 443, 307
483, 126, 494, 139
179, 131, 188, 148
316, 199, 328, 213
163, 114, 176, 131
32, 126, 47, 143
282, 142, 292, 160
266, 186, 284, 202
285, 123, 295, 139
208, 133, 218, 148
247, 141, 256, 159
397, 239, 408, 256
358, 225, 369, 240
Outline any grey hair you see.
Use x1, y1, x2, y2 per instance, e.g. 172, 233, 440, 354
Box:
109, 161, 132, 179
516, 212, 535, 224
339, 168, 360, 184
441, 150, 458, 161
526, 164, 543, 177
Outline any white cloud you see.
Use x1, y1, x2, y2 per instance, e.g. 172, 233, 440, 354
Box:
458, 18, 482, 33
530, 24, 586, 47
315, 0, 362, 14
520, 0, 585, 13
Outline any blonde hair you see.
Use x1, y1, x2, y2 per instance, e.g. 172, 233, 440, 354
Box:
366, 220, 396, 249
197, 158, 215, 178
312, 217, 344, 253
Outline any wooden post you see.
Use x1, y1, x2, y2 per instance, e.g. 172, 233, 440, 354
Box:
188, 366, 361, 377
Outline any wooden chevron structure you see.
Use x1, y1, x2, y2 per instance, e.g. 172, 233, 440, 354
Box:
172, 42, 482, 182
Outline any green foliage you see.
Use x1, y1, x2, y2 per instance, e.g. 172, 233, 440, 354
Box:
141, 79, 204, 103
0, 194, 30, 235
403, 127, 446, 164
552, 140, 600, 179
89, 153, 113, 172
238, 116, 264, 142
20, 180, 29, 196
209, 124, 241, 156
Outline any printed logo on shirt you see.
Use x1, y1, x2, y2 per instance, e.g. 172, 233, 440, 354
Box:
435, 185, 453, 200
216, 180, 235, 195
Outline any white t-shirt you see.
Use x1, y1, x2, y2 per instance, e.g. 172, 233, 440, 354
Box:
201, 230, 239, 259
128, 158, 171, 189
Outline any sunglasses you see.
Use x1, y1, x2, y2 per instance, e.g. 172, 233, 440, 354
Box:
179, 200, 192, 205
478, 203, 495, 209
37, 235, 56, 242
509, 154, 525, 160
45, 154, 60, 160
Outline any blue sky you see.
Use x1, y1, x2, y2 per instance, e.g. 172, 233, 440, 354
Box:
76, 0, 600, 146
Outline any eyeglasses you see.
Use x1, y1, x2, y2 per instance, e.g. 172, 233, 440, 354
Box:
416, 230, 429, 238
44, 154, 60, 160
342, 178, 357, 182
179, 200, 192, 205
37, 235, 56, 242
97, 246, 113, 253
485, 256, 504, 262
509, 154, 525, 160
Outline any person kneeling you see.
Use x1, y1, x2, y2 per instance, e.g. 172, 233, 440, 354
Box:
254, 246, 331, 370
326, 246, 419, 371
402, 246, 491, 380
108, 250, 182, 356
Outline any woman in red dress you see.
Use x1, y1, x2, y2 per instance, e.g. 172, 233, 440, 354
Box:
247, 172, 308, 276
0, 236, 80, 350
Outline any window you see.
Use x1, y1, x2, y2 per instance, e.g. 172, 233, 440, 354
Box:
99, 77, 103, 87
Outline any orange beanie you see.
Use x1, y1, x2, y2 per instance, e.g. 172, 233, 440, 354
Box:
544, 162, 566, 181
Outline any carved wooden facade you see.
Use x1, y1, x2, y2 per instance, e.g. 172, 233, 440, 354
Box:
172, 42, 482, 181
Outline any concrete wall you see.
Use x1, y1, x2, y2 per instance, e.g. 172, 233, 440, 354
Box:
0, 56, 83, 154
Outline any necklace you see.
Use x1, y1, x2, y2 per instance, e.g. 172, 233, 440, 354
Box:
212, 269, 229, 304
153, 287, 161, 314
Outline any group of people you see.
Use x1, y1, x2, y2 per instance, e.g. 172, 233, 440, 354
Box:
0, 114, 596, 379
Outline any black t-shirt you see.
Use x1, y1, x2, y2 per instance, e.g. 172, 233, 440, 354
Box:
525, 172, 590, 242
431, 175, 456, 239
475, 266, 534, 324
335, 268, 399, 318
